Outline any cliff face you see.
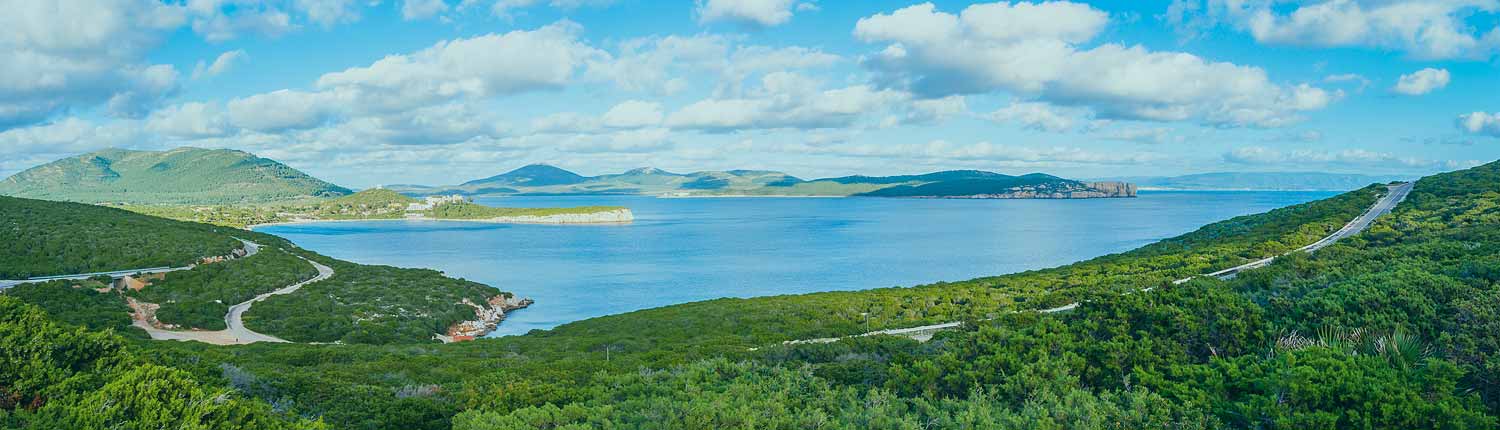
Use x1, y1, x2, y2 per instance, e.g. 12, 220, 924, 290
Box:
1087, 181, 1138, 198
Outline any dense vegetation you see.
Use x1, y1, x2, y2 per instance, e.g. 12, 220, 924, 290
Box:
0, 196, 242, 278
244, 256, 501, 344
130, 247, 320, 330
9, 160, 1500, 429
93, 169, 1395, 429
3, 278, 137, 336
0, 196, 519, 345
0, 147, 350, 204
0, 297, 325, 429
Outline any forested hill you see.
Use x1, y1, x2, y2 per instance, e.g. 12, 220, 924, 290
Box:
0, 196, 243, 279
393, 165, 1137, 198
0, 147, 350, 204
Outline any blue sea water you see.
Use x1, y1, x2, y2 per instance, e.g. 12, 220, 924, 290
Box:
254, 191, 1336, 336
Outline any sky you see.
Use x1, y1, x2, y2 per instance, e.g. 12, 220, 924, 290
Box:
2, 0, 1498, 188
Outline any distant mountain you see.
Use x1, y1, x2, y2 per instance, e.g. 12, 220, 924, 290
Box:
1102, 172, 1411, 191
0, 147, 351, 204
389, 166, 1136, 199
463, 164, 589, 187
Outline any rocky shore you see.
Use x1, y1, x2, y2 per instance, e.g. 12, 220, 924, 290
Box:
480, 208, 634, 224
438, 295, 534, 342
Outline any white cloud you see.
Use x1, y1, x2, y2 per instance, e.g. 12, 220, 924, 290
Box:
854, 2, 1337, 128
1458, 112, 1500, 137
1189, 0, 1500, 60
188, 2, 297, 42
193, 50, 249, 79
585, 34, 839, 96
490, 0, 615, 18
1224, 145, 1441, 167
773, 139, 1161, 166
903, 95, 967, 125
1323, 73, 1372, 92
0, 118, 144, 157
601, 100, 665, 128
1393, 67, 1451, 95
667, 73, 908, 131
292, 0, 366, 27
147, 102, 233, 138
987, 101, 1075, 132
315, 21, 606, 112
403, 0, 451, 20
0, 0, 185, 129
227, 90, 338, 132
1098, 126, 1182, 145
697, 0, 799, 27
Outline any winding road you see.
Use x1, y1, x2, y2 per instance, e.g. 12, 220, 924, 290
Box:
0, 239, 261, 291
134, 244, 334, 345
782, 182, 1415, 346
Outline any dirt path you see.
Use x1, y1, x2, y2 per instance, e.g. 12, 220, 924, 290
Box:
135, 252, 333, 345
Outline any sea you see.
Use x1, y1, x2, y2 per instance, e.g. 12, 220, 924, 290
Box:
254, 191, 1337, 336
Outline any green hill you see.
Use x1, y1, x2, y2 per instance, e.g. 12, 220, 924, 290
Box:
390, 166, 1134, 198
0, 147, 352, 204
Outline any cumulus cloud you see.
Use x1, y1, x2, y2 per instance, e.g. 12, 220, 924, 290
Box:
667, 72, 908, 131
986, 102, 1075, 132
402, 0, 451, 20
147, 102, 233, 138
1323, 73, 1372, 92
854, 1, 1338, 128
1458, 112, 1500, 137
586, 34, 840, 96
0, 0, 185, 129
315, 21, 606, 112
774, 139, 1161, 166
490, 0, 615, 18
1098, 126, 1183, 145
601, 100, 665, 128
697, 0, 801, 27
1393, 68, 1451, 95
227, 90, 338, 132
193, 50, 249, 79
1179, 0, 1500, 60
901, 95, 968, 125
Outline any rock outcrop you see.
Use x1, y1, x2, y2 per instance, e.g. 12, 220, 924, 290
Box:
482, 208, 634, 224
439, 295, 534, 342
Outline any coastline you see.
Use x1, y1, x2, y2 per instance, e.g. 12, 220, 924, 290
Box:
246, 208, 634, 230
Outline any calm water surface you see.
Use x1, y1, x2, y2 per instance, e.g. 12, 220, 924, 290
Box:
255, 191, 1336, 336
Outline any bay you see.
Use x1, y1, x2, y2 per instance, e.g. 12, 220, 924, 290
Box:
254, 191, 1337, 336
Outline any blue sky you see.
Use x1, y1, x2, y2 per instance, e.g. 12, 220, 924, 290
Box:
2, 0, 1497, 188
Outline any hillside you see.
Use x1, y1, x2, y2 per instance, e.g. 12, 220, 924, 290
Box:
1106, 171, 1410, 191
391, 165, 1136, 198
148, 160, 1494, 430
0, 147, 351, 204
0, 196, 524, 344
11, 162, 1500, 429
0, 196, 243, 279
